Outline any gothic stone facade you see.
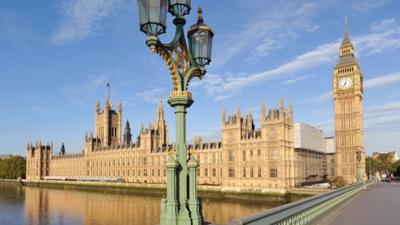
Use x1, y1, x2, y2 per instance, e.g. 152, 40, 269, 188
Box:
26, 97, 330, 191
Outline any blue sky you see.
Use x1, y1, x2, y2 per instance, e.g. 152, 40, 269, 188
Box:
0, 0, 399, 156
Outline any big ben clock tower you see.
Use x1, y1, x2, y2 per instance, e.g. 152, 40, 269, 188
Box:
333, 18, 365, 184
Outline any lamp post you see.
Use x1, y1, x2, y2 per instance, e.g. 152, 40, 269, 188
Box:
368, 158, 372, 181
137, 1, 214, 225
356, 150, 362, 183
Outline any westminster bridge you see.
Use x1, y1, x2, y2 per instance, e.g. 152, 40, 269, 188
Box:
226, 181, 400, 225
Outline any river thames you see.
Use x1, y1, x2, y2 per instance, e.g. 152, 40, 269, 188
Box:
0, 182, 297, 225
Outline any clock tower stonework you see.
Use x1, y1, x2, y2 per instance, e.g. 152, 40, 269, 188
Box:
333, 20, 365, 184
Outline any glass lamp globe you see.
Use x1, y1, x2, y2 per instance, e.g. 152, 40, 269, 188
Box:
168, 0, 191, 17
137, 0, 168, 36
188, 8, 214, 66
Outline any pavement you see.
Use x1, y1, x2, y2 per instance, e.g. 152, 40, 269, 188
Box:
321, 182, 400, 225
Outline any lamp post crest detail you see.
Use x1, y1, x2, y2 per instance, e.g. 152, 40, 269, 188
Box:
137, 1, 213, 225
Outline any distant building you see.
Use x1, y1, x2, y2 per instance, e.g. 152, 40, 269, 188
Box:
372, 151, 399, 162
26, 97, 335, 191
293, 123, 334, 185
325, 137, 336, 180
0, 154, 13, 160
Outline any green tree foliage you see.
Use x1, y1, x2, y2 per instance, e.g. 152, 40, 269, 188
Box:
0, 156, 26, 179
366, 154, 399, 176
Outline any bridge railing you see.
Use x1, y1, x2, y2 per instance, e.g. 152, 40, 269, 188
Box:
226, 181, 374, 225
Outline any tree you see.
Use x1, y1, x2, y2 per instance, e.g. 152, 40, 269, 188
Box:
366, 154, 399, 177
0, 156, 26, 179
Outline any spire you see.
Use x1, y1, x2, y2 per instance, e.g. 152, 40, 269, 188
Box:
105, 98, 112, 110
60, 143, 65, 155
157, 96, 164, 120
118, 101, 122, 112
123, 120, 132, 145
261, 99, 266, 121
236, 106, 241, 119
288, 102, 293, 120
341, 16, 351, 46
289, 102, 293, 114
279, 97, 284, 112
222, 109, 226, 123
96, 100, 101, 113
337, 17, 356, 66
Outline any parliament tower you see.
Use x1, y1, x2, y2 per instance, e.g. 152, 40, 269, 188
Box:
333, 18, 365, 183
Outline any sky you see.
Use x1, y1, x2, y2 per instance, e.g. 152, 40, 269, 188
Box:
0, 0, 399, 156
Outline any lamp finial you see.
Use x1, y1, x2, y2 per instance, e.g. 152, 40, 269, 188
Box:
197, 7, 204, 23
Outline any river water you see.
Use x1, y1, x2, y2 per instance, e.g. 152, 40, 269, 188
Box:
0, 182, 291, 225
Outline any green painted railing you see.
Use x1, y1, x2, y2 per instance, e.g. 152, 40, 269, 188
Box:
226, 181, 374, 225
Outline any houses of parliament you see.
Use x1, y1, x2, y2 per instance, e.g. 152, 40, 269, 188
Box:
26, 26, 366, 191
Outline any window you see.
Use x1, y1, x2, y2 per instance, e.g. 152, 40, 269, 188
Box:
212, 168, 216, 177
269, 148, 278, 160
243, 168, 246, 178
250, 168, 254, 177
257, 149, 261, 156
270, 168, 278, 178
242, 150, 246, 161
228, 168, 235, 177
228, 151, 235, 161
204, 168, 208, 177
258, 167, 262, 178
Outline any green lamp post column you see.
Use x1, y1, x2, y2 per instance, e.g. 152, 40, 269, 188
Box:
356, 150, 362, 183
136, 1, 214, 225
188, 156, 202, 225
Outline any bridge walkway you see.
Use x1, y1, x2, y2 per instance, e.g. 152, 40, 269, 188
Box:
320, 182, 400, 225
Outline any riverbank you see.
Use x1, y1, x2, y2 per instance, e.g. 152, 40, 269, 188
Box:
0, 179, 324, 202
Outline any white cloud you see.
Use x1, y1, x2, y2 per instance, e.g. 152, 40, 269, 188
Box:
365, 101, 400, 114
135, 87, 164, 103
214, 2, 320, 65
284, 74, 315, 84
364, 72, 400, 89
351, 0, 392, 12
199, 42, 339, 101
198, 17, 400, 101
51, 0, 125, 44
200, 19, 400, 101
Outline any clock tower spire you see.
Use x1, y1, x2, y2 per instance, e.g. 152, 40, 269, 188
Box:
333, 18, 365, 184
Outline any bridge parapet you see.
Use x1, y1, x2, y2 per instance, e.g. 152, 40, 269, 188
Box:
226, 180, 374, 225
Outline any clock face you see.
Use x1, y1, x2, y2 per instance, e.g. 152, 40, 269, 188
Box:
339, 77, 353, 90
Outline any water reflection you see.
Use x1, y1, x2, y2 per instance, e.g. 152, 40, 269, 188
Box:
0, 183, 288, 225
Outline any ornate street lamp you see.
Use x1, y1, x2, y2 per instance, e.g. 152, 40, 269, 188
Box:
356, 149, 362, 183
137, 1, 213, 225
